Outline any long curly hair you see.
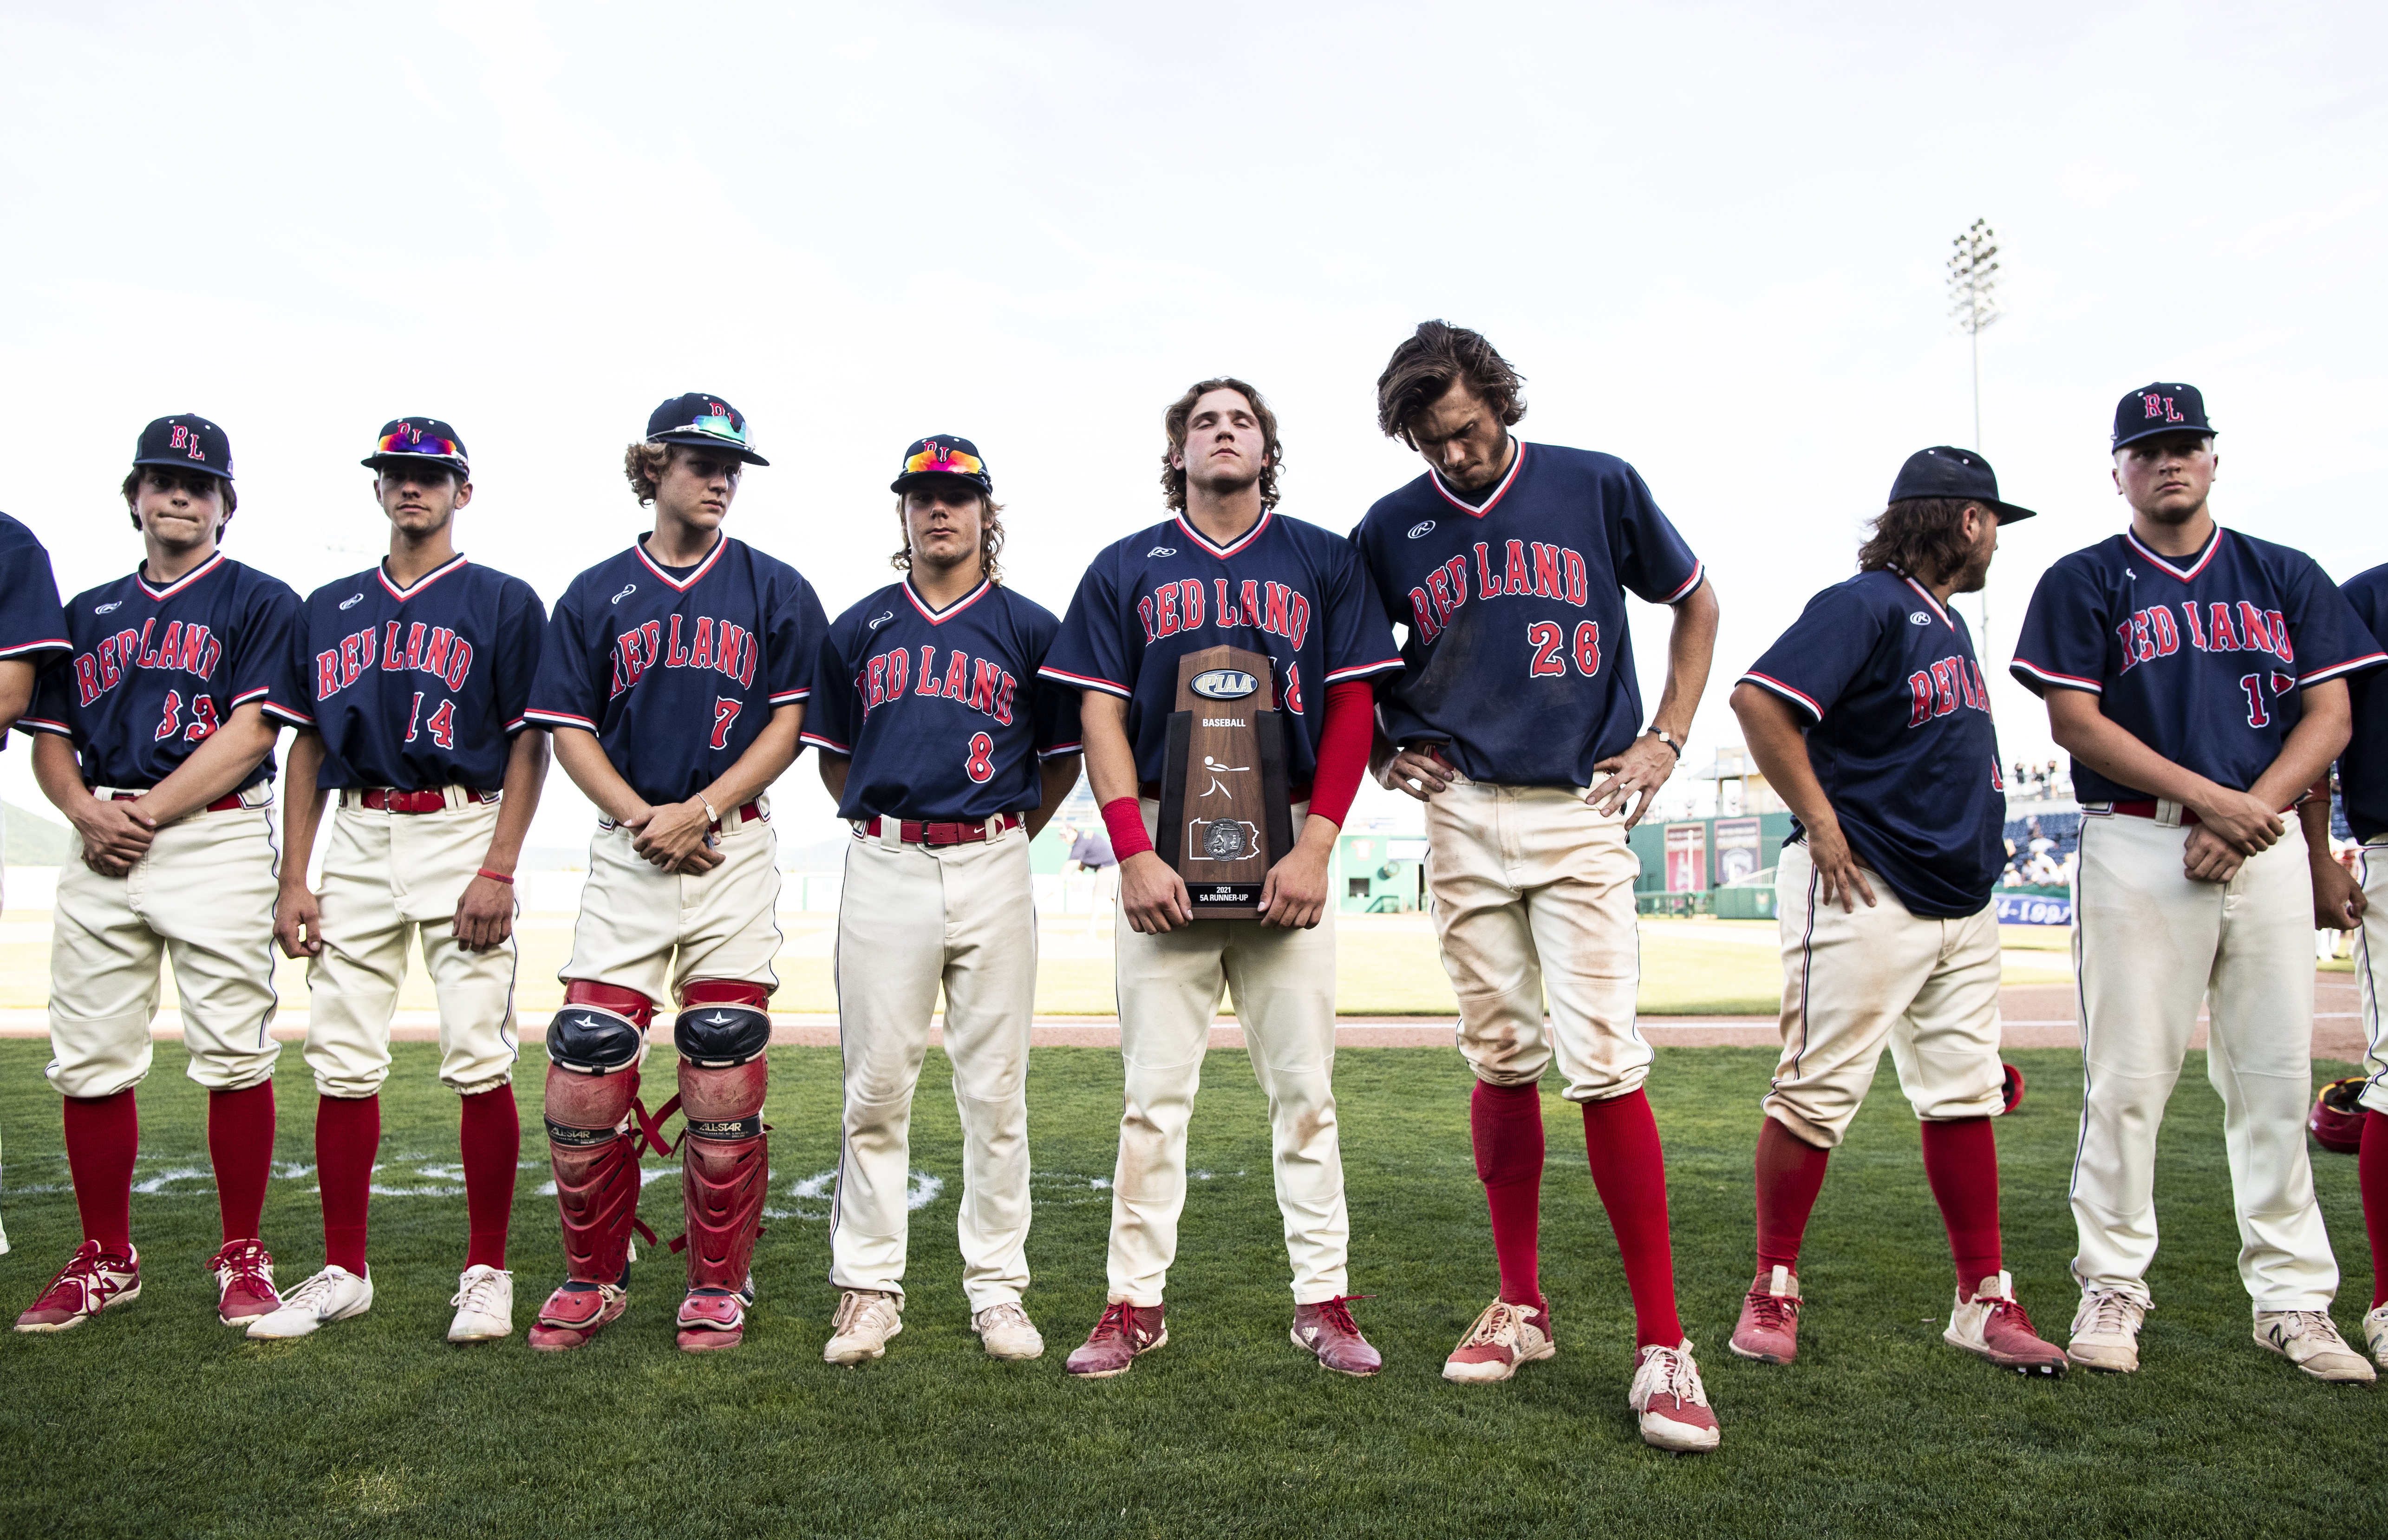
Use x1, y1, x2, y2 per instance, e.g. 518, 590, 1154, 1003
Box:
1857, 497, 1980, 585
892, 493, 1006, 586
1375, 320, 1527, 447
1161, 378, 1281, 512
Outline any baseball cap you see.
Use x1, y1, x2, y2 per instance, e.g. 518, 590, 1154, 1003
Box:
131, 414, 234, 482
363, 416, 470, 476
646, 393, 768, 466
2112, 382, 2216, 450
891, 435, 992, 496
1886, 445, 2036, 523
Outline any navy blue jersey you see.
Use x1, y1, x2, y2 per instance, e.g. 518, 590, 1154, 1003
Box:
1351, 442, 1705, 788
802, 578, 1083, 822
1741, 569, 2004, 916
0, 513, 71, 747
2335, 563, 2388, 842
2011, 526, 2385, 803
18, 553, 308, 790
1040, 509, 1402, 789
525, 534, 828, 805
297, 555, 547, 792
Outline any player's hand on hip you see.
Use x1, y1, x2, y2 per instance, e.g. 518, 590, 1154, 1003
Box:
1587, 734, 1676, 828
1259, 841, 1331, 930
2181, 824, 2246, 884
2190, 787, 2283, 855
1119, 850, 1193, 933
2310, 850, 2366, 930
1380, 746, 1454, 803
1804, 827, 1877, 914
70, 799, 156, 875
451, 875, 516, 953
630, 797, 713, 870
275, 884, 324, 958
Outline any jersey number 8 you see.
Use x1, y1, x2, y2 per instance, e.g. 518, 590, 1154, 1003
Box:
964, 731, 995, 784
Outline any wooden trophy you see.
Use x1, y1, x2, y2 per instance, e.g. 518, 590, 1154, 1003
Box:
1153, 645, 1295, 919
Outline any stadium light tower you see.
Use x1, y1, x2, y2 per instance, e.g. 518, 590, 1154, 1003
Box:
1947, 218, 2002, 650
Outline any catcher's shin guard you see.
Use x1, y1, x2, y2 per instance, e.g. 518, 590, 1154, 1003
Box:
676, 981, 772, 1295
544, 982, 652, 1286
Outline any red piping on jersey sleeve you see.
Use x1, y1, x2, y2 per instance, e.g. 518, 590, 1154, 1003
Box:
2301, 652, 2388, 686
0, 637, 69, 658
1659, 560, 1708, 605
1305, 680, 1373, 829
1101, 796, 1153, 860
1737, 671, 1824, 723
13, 716, 71, 737
2009, 658, 2102, 694
798, 731, 851, 754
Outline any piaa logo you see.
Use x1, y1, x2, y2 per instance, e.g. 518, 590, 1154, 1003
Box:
1406, 520, 1436, 540
1190, 668, 1259, 701
1908, 612, 1931, 626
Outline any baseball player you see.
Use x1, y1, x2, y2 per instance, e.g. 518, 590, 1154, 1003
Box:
0, 513, 70, 1257
245, 418, 550, 1344
2012, 382, 2382, 1382
521, 393, 827, 1353
1041, 378, 1402, 1378
2304, 557, 2388, 1368
13, 415, 312, 1334
1727, 447, 2066, 1376
1351, 321, 1722, 1451
801, 436, 1083, 1365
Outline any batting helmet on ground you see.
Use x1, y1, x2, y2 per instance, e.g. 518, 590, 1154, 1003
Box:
2001, 1062, 2026, 1116
2310, 1077, 2368, 1155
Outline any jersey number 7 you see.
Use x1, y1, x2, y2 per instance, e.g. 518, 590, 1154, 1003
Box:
711, 697, 743, 750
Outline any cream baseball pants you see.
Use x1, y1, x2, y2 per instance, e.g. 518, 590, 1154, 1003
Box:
561, 801, 783, 1003
1763, 843, 2007, 1147
1103, 798, 1348, 1306
1424, 776, 1650, 1103
46, 790, 283, 1100
2071, 809, 2337, 1311
2354, 840, 2388, 1118
304, 793, 520, 1098
830, 820, 1035, 1312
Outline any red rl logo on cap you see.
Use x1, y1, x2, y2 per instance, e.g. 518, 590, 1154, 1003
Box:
167, 425, 208, 462
2142, 393, 2187, 423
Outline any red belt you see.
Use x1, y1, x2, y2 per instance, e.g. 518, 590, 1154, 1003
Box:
111, 791, 244, 813
2107, 799, 2198, 826
862, 812, 1021, 847
359, 787, 496, 813
711, 801, 764, 832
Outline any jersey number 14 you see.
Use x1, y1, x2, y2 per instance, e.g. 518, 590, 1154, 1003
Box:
405, 692, 457, 750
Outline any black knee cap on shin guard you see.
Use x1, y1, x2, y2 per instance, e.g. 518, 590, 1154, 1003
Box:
673, 1003, 771, 1069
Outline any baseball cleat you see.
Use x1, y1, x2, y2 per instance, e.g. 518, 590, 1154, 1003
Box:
209, 1239, 282, 1327
1944, 1272, 2067, 1376
972, 1301, 1045, 1361
2252, 1309, 2377, 1383
1064, 1300, 1167, 1378
448, 1266, 515, 1343
15, 1242, 141, 1334
246, 1265, 373, 1340
1292, 1295, 1383, 1376
1629, 1339, 1721, 1452
1443, 1296, 1555, 1383
677, 1278, 756, 1352
2066, 1288, 2146, 1373
528, 1279, 627, 1351
1728, 1266, 1801, 1364
2362, 1302, 2388, 1370
823, 1288, 903, 1364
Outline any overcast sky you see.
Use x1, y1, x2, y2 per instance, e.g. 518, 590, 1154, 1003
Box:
3, 1, 2381, 853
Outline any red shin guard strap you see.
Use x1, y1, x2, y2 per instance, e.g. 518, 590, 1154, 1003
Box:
1582, 1089, 1683, 1348
208, 1082, 277, 1244
316, 1094, 380, 1275
459, 1085, 519, 1271
2362, 1110, 2388, 1309
562, 979, 654, 1029
680, 979, 771, 1009
1919, 1115, 2003, 1292
62, 1090, 139, 1253
1470, 1080, 1546, 1310
1754, 1116, 1832, 1277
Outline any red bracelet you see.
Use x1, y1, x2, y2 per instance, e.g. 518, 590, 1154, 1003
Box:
1100, 796, 1155, 860
476, 868, 515, 885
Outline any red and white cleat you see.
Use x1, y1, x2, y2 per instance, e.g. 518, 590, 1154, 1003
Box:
1945, 1272, 2068, 1376
1292, 1295, 1383, 1376
528, 1279, 627, 1351
15, 1242, 141, 1333
209, 1240, 281, 1327
1729, 1266, 1802, 1364
1442, 1297, 1555, 1383
1063, 1300, 1167, 1378
1630, 1339, 1722, 1452
677, 1278, 755, 1352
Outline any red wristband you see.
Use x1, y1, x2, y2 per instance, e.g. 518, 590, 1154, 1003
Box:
1100, 796, 1154, 861
476, 868, 515, 885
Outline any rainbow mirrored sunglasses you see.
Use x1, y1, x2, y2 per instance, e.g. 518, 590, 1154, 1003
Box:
374, 428, 467, 461
683, 413, 750, 445
901, 443, 985, 479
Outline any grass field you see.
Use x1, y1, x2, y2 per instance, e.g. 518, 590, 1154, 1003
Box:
0, 1039, 2378, 1538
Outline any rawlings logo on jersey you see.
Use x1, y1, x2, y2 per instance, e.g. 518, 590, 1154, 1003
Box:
866, 611, 894, 631
1137, 578, 1312, 649
1401, 538, 1595, 646
1908, 612, 1931, 626
1147, 546, 1177, 558
609, 614, 759, 699
315, 622, 476, 701
93, 601, 121, 615
852, 644, 1018, 727
339, 593, 365, 611
1406, 521, 1436, 539
2114, 600, 2294, 675
1906, 655, 1995, 727
610, 584, 637, 605
70, 619, 223, 707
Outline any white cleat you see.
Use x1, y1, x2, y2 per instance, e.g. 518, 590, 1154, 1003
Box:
2067, 1288, 2146, 1373
2253, 1309, 2378, 1383
1628, 1339, 1721, 1452
448, 1265, 515, 1343
973, 1301, 1046, 1360
2362, 1302, 2388, 1370
246, 1266, 373, 1340
824, 1289, 903, 1364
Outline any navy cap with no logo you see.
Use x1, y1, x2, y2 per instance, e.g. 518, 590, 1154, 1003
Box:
891, 435, 993, 496
1887, 445, 2035, 524
2112, 382, 2215, 451
131, 414, 235, 482
363, 417, 470, 476
646, 393, 769, 466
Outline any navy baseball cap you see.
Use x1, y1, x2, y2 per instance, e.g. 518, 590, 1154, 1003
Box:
1887, 445, 2036, 523
2112, 382, 2216, 450
363, 416, 470, 476
131, 414, 234, 482
646, 392, 768, 466
891, 435, 992, 496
